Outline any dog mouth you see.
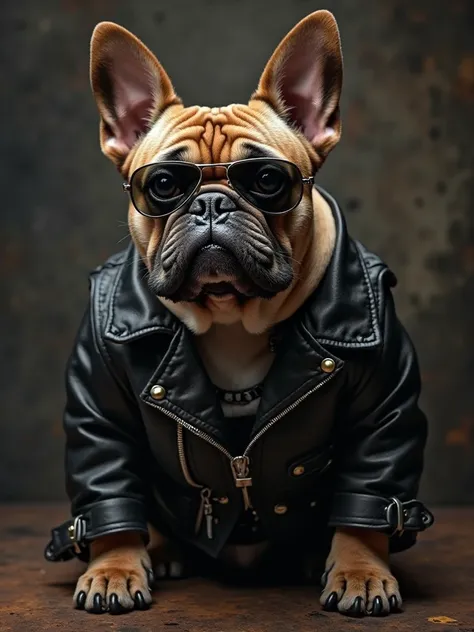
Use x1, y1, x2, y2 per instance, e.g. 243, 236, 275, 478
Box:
201, 281, 239, 297
191, 246, 262, 304
197, 281, 250, 305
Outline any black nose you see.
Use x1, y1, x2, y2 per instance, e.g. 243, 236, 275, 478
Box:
188, 192, 237, 221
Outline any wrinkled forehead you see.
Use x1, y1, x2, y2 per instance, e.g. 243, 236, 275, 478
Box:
127, 102, 314, 177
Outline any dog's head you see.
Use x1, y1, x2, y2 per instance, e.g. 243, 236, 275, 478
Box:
90, 11, 343, 334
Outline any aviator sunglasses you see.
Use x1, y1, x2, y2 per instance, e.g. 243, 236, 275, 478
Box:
123, 158, 314, 218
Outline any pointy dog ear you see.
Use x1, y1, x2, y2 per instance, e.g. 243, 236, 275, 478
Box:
253, 10, 343, 158
90, 22, 181, 167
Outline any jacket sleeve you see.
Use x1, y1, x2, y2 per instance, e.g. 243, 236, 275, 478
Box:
61, 290, 150, 546
328, 272, 434, 544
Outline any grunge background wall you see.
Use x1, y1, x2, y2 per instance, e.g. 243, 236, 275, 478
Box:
1, 0, 473, 503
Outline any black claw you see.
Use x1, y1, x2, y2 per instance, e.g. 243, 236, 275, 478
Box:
134, 591, 149, 610
323, 592, 339, 611
76, 591, 86, 610
372, 596, 384, 617
92, 593, 103, 614
347, 596, 364, 617
389, 595, 401, 612
109, 593, 127, 615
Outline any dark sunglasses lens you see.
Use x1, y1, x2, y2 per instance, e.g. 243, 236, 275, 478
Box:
228, 159, 303, 214
130, 163, 200, 217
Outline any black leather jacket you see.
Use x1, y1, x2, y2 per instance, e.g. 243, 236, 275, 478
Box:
45, 189, 434, 564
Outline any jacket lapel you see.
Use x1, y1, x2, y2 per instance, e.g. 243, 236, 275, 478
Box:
140, 325, 231, 448
254, 318, 344, 433
305, 187, 383, 349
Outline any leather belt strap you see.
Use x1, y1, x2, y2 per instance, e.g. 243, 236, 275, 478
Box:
329, 492, 434, 535
44, 498, 149, 562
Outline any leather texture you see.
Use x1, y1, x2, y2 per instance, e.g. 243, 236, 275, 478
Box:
45, 187, 434, 562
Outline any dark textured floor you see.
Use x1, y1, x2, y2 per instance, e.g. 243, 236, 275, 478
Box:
0, 505, 473, 631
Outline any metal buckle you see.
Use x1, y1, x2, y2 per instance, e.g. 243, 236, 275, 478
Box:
67, 515, 86, 554
421, 508, 434, 529
385, 497, 405, 536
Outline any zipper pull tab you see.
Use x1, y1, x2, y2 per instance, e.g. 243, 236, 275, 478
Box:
231, 456, 253, 510
195, 488, 213, 539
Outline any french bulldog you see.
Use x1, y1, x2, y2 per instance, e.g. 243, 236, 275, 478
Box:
47, 9, 432, 617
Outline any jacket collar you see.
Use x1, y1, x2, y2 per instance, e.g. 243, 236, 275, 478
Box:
103, 186, 383, 349
299, 187, 383, 349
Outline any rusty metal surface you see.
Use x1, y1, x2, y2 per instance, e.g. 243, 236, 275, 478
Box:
0, 504, 473, 631
1, 0, 474, 503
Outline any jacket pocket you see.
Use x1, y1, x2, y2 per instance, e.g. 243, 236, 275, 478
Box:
287, 445, 333, 479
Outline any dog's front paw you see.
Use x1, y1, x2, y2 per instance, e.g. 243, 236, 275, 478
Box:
73, 546, 153, 614
320, 564, 402, 617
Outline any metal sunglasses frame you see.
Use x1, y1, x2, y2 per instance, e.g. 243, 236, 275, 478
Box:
122, 157, 314, 218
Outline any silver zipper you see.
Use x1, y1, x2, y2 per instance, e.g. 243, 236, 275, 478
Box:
148, 372, 336, 521
177, 424, 203, 488
148, 402, 233, 460
240, 373, 335, 457
231, 456, 253, 510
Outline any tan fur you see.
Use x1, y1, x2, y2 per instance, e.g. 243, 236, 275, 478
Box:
320, 528, 401, 615
90, 22, 181, 167
73, 531, 152, 611
254, 10, 343, 158
78, 11, 396, 615
73, 525, 188, 611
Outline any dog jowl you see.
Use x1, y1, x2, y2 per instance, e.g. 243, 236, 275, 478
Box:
45, 10, 433, 617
